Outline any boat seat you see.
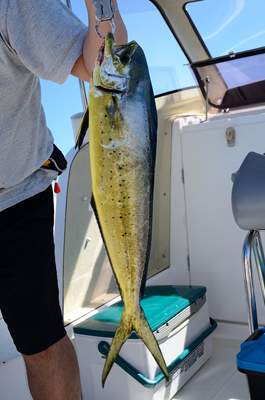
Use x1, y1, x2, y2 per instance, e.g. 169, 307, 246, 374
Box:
232, 152, 265, 334
232, 152, 265, 231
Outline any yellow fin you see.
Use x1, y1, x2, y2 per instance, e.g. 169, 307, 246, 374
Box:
102, 307, 169, 387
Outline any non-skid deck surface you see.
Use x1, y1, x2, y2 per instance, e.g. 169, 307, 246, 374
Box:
172, 338, 249, 400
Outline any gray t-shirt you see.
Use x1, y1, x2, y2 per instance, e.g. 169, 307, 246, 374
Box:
0, 0, 87, 211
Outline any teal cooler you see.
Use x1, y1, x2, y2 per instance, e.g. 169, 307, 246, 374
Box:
74, 285, 217, 400
237, 328, 265, 400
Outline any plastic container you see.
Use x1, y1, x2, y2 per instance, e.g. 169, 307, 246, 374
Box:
74, 285, 217, 400
237, 328, 265, 400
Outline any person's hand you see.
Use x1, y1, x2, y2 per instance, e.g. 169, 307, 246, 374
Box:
71, 0, 127, 81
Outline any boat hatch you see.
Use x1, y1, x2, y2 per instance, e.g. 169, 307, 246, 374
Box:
190, 48, 265, 110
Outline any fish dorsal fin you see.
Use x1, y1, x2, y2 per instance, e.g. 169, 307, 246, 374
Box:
75, 106, 89, 150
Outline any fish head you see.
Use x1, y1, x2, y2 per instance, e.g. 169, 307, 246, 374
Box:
92, 32, 139, 93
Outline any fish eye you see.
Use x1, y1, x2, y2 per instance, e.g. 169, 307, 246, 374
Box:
120, 54, 130, 64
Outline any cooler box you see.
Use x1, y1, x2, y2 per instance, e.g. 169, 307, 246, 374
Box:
237, 327, 265, 400
74, 285, 217, 400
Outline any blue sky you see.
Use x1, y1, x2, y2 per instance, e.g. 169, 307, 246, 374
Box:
186, 0, 265, 57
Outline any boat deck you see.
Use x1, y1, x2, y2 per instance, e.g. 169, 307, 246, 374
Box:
172, 337, 249, 400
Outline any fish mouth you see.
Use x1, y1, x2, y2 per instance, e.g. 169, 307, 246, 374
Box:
93, 43, 130, 93
97, 44, 105, 67
96, 85, 123, 94
97, 41, 132, 68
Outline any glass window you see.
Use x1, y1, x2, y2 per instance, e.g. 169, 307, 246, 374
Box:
186, 0, 265, 58
117, 0, 194, 95
191, 49, 265, 108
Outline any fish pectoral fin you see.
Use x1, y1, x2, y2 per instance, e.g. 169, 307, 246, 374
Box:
135, 307, 169, 382
102, 309, 132, 387
75, 106, 89, 150
106, 95, 116, 125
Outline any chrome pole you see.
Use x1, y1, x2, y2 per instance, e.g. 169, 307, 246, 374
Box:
242, 230, 259, 334
253, 231, 265, 305
205, 77, 209, 121
65, 0, 88, 110
79, 79, 88, 111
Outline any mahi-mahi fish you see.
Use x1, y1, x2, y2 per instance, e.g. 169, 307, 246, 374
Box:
76, 32, 169, 387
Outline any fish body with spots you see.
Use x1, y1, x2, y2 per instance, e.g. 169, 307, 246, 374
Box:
76, 32, 168, 386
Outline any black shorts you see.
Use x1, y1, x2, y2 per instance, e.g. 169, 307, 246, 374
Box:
0, 186, 66, 355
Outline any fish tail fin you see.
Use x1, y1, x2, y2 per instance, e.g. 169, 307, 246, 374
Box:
135, 306, 169, 382
102, 306, 169, 387
102, 309, 132, 387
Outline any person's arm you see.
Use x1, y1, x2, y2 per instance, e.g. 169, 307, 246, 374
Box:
71, 0, 127, 82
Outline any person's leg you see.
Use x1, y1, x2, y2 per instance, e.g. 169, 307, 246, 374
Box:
23, 335, 81, 400
0, 187, 81, 399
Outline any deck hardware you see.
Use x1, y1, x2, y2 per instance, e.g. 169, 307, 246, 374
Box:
222, 108, 230, 114
229, 51, 236, 58
93, 0, 117, 39
84, 238, 92, 249
201, 77, 210, 123
226, 126, 236, 147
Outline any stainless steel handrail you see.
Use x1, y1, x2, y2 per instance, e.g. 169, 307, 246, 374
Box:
243, 230, 259, 334
253, 231, 265, 305
243, 230, 265, 334
65, 0, 88, 110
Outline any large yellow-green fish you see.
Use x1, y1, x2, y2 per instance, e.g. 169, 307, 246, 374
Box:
76, 32, 169, 387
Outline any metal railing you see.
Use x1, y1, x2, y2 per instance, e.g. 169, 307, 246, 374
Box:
65, 0, 88, 110
243, 230, 265, 333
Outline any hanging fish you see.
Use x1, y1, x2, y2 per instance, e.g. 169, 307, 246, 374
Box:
76, 32, 169, 387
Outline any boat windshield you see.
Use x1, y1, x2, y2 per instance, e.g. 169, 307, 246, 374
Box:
185, 0, 265, 58
186, 0, 265, 109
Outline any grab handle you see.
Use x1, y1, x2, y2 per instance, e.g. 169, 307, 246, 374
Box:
98, 318, 217, 388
